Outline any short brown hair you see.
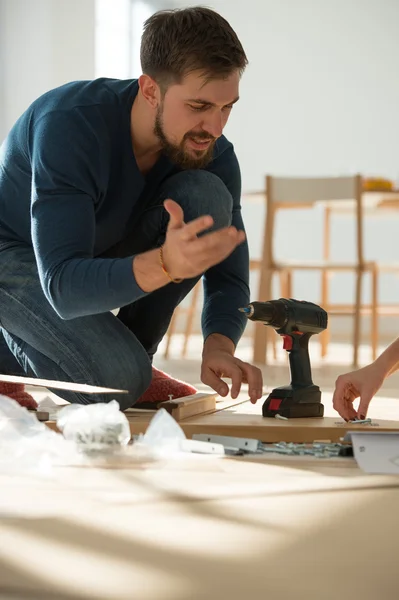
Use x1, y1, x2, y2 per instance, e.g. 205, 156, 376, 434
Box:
140, 6, 248, 89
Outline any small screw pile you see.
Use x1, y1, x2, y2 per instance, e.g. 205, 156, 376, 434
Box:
259, 441, 345, 458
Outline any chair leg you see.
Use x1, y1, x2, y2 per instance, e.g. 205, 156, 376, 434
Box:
276, 270, 292, 361
320, 271, 330, 358
371, 267, 378, 362
269, 326, 277, 362
275, 271, 289, 360
268, 271, 277, 362
163, 308, 179, 360
253, 310, 269, 365
286, 271, 292, 298
181, 281, 201, 358
320, 328, 329, 359
254, 268, 273, 364
279, 271, 287, 297
353, 270, 363, 368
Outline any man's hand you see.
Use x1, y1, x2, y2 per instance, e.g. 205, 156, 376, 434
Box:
332, 363, 385, 421
133, 199, 245, 293
201, 334, 263, 404
162, 199, 246, 280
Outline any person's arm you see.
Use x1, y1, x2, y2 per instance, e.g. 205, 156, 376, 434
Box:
199, 143, 263, 403
30, 111, 244, 320
372, 337, 399, 378
201, 143, 250, 352
30, 109, 170, 320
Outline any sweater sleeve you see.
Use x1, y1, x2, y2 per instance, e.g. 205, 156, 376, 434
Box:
201, 145, 250, 347
30, 109, 147, 320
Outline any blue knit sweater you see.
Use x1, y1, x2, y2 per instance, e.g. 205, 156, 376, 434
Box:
0, 78, 249, 345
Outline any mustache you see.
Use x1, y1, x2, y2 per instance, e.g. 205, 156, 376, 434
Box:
184, 131, 217, 142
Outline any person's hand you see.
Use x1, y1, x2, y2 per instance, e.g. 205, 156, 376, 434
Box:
201, 349, 263, 404
332, 363, 385, 421
161, 199, 245, 280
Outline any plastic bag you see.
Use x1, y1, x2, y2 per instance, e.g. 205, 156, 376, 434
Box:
133, 410, 225, 472
0, 394, 80, 475
56, 399, 131, 455
0, 395, 216, 476
135, 408, 187, 458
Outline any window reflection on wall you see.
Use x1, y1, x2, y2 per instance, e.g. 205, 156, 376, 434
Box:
95, 0, 161, 79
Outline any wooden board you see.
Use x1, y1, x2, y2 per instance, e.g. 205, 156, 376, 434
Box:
0, 373, 127, 394
41, 389, 399, 444
125, 399, 399, 443
28, 410, 50, 421
44, 392, 222, 432
125, 392, 217, 420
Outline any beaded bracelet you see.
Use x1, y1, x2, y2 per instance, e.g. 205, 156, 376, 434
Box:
159, 245, 183, 283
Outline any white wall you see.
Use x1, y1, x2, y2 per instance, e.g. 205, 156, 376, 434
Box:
94, 0, 182, 80
1, 0, 399, 345
95, 0, 133, 79
0, 0, 95, 140
170, 0, 399, 344
172, 0, 399, 190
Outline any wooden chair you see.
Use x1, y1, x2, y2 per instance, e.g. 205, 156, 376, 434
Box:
249, 174, 378, 368
363, 194, 399, 346
316, 189, 399, 355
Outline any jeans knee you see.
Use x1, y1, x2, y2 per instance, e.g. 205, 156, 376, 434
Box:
87, 348, 152, 411
109, 352, 152, 411
159, 170, 233, 230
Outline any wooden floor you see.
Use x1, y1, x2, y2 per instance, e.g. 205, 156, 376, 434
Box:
3, 335, 399, 600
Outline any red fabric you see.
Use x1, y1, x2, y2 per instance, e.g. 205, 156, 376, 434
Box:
136, 367, 197, 404
0, 382, 38, 409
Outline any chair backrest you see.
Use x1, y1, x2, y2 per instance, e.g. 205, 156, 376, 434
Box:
269, 175, 360, 204
263, 174, 364, 266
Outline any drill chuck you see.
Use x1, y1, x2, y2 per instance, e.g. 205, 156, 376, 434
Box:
239, 300, 287, 330
239, 301, 273, 322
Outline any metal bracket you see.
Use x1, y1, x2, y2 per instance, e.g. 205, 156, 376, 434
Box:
180, 439, 225, 455
192, 433, 261, 453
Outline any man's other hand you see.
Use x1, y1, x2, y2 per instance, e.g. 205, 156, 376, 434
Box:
201, 349, 263, 404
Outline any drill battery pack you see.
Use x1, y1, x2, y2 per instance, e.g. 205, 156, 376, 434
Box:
262, 384, 324, 419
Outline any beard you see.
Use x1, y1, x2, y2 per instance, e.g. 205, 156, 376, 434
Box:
154, 106, 217, 170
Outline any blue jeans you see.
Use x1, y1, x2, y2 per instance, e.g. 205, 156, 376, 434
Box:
0, 171, 232, 409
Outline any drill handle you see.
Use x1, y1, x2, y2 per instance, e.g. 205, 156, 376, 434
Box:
288, 332, 314, 388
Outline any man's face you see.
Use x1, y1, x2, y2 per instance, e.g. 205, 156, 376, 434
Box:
154, 70, 240, 169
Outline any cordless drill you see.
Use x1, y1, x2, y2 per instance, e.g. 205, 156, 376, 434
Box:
239, 298, 328, 418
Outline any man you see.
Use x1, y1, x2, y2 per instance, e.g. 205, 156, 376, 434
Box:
0, 7, 263, 410
333, 337, 399, 421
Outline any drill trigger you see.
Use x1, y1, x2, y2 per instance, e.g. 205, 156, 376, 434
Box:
282, 335, 293, 351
